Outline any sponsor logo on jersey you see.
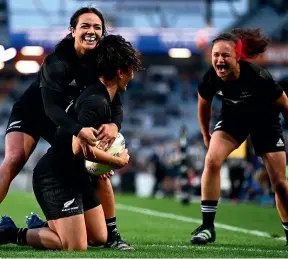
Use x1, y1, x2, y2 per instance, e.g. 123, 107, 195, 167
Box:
8, 120, 22, 127
7, 120, 22, 131
68, 79, 77, 87
223, 98, 242, 104
276, 138, 284, 147
214, 120, 223, 130
217, 90, 223, 96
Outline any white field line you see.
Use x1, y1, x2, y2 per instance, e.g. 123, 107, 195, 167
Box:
116, 204, 286, 241
138, 244, 286, 254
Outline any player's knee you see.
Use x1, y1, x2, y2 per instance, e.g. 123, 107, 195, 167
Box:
89, 232, 107, 246
272, 179, 287, 194
205, 154, 223, 172
62, 239, 88, 251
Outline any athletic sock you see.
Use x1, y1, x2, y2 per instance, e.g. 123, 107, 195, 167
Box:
106, 217, 117, 239
201, 200, 218, 228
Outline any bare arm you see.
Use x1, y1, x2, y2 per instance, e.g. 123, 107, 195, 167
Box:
274, 91, 288, 121
72, 136, 128, 168
198, 93, 213, 137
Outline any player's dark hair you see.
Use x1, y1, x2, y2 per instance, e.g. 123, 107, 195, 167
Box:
96, 35, 142, 80
212, 28, 270, 60
69, 7, 107, 36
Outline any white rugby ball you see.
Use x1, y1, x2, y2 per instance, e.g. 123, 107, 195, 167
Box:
85, 133, 125, 176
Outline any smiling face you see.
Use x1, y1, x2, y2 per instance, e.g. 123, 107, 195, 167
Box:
71, 12, 103, 56
212, 40, 240, 81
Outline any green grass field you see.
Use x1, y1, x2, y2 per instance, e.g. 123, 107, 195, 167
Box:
0, 192, 288, 258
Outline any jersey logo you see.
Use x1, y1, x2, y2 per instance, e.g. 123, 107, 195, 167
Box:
214, 120, 223, 130
68, 79, 77, 87
8, 120, 22, 127
223, 98, 242, 104
240, 92, 252, 99
276, 138, 284, 147
217, 90, 223, 96
65, 100, 74, 113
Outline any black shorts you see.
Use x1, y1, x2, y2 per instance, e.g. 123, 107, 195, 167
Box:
213, 115, 286, 156
33, 155, 100, 221
6, 107, 56, 145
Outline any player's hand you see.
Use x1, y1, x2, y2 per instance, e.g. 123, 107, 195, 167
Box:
73, 137, 96, 158
96, 123, 118, 150
77, 127, 98, 146
203, 134, 211, 148
115, 149, 130, 168
98, 170, 114, 180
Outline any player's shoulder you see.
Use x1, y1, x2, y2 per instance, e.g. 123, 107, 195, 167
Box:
242, 61, 274, 81
41, 52, 70, 76
201, 66, 217, 84
76, 84, 108, 109
43, 51, 69, 67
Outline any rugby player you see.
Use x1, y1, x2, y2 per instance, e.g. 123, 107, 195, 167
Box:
191, 28, 288, 245
0, 7, 131, 249
0, 34, 141, 251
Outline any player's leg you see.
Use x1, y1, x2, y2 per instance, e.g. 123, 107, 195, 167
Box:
0, 215, 62, 249
191, 129, 241, 245
49, 215, 88, 251
0, 131, 38, 203
84, 206, 107, 246
262, 152, 288, 241
93, 178, 134, 250
191, 116, 249, 245
252, 128, 288, 242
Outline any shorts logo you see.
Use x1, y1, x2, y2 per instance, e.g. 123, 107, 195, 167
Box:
276, 138, 284, 147
62, 198, 79, 212
63, 198, 75, 208
214, 120, 222, 130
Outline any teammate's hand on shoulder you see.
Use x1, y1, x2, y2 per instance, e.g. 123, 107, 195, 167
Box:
96, 123, 118, 150
203, 134, 211, 148
115, 149, 130, 168
77, 127, 98, 146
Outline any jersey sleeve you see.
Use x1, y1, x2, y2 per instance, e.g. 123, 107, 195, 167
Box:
260, 69, 283, 102
76, 95, 109, 130
39, 55, 69, 92
41, 87, 83, 137
110, 93, 123, 131
198, 68, 218, 100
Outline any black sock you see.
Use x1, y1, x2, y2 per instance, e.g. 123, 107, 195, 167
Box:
282, 222, 288, 241
106, 217, 117, 238
5, 228, 28, 245
201, 200, 218, 228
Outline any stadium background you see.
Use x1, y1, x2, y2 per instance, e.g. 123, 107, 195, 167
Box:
0, 1, 288, 257
0, 0, 288, 203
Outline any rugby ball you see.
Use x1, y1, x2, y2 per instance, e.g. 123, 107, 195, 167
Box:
85, 133, 125, 176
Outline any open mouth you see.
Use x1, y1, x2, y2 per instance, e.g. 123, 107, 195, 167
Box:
83, 35, 98, 45
216, 64, 228, 73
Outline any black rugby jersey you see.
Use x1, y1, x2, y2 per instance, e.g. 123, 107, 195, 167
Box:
198, 61, 283, 124
35, 81, 113, 183
11, 37, 123, 138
